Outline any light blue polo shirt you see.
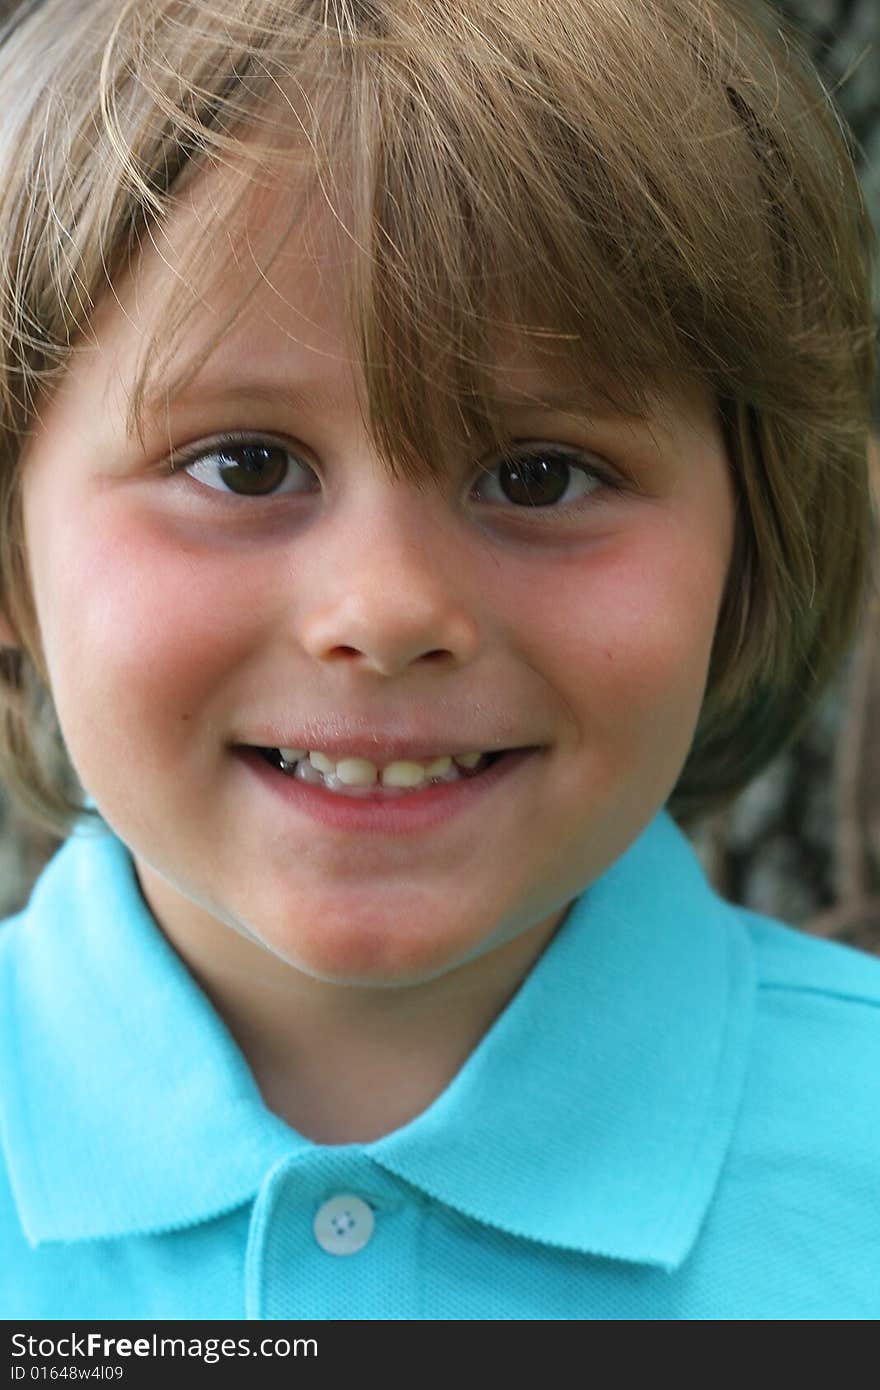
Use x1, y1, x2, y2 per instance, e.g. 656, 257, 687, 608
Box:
1, 809, 879, 1319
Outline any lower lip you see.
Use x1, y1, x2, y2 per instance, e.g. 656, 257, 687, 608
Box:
234, 746, 540, 834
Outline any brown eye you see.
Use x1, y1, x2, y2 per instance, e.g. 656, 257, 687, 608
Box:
214, 443, 289, 495
474, 445, 605, 509
174, 437, 317, 497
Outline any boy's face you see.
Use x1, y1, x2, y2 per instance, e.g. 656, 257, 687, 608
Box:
16, 174, 735, 989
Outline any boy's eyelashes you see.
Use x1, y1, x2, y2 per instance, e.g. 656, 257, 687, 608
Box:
164, 431, 623, 513
167, 435, 317, 499
472, 446, 618, 511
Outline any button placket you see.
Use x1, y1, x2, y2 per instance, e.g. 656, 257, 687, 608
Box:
245, 1150, 413, 1319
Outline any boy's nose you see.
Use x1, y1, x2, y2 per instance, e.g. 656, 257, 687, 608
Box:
294, 489, 481, 679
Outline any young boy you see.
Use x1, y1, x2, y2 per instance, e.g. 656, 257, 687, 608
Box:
0, 0, 877, 1319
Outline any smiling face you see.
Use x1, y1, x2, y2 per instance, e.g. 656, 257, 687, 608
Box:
15, 171, 736, 991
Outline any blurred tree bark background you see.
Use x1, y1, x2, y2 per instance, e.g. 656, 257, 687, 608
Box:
0, 0, 878, 951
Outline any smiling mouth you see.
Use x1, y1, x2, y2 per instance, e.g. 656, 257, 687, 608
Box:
249, 745, 510, 799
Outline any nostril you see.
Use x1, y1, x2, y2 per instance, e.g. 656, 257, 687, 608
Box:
331, 645, 450, 659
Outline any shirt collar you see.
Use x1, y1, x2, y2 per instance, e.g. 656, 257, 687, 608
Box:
1, 810, 755, 1268
372, 812, 756, 1267
1, 822, 305, 1244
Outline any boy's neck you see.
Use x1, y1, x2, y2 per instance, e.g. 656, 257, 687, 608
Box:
136, 864, 568, 1145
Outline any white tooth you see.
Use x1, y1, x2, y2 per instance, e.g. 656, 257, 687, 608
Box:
279, 747, 308, 762
425, 755, 452, 777
335, 757, 379, 786
381, 759, 430, 788
437, 760, 464, 783
454, 751, 483, 769
309, 750, 336, 775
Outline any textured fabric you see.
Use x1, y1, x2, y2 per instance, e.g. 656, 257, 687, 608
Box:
1, 809, 878, 1319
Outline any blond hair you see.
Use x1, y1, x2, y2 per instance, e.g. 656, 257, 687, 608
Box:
0, 0, 874, 835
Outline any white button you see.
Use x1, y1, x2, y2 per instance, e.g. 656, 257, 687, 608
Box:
313, 1194, 375, 1255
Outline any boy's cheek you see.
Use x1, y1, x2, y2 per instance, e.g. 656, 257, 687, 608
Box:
521, 540, 723, 723
27, 504, 270, 754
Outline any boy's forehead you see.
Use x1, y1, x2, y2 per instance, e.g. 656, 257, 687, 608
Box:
79, 162, 354, 416
96, 177, 519, 406
79, 154, 712, 452
127, 162, 349, 342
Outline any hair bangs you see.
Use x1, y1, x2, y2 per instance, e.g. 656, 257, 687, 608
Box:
121, 14, 700, 488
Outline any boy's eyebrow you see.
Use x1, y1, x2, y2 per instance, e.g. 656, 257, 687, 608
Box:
141, 375, 642, 426
493, 388, 643, 422
140, 377, 340, 424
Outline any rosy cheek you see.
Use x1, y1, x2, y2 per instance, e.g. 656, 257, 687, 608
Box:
515, 531, 724, 732
34, 502, 270, 748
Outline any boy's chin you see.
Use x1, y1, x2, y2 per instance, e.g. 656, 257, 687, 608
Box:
254, 916, 502, 990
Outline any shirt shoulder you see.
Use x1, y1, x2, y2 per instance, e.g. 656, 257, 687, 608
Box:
739, 908, 880, 1104
742, 907, 880, 1008
731, 907, 880, 1180
669, 906, 880, 1319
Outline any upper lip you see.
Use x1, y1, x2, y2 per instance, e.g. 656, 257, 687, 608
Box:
235, 726, 537, 764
